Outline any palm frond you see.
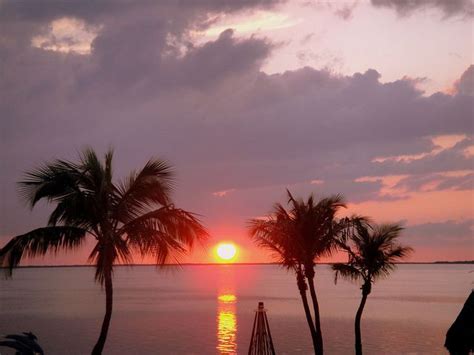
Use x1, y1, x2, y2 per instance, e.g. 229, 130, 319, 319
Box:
88, 243, 112, 285
374, 224, 404, 247
317, 194, 346, 212
387, 245, 413, 260
104, 148, 114, 186
1, 333, 44, 354
18, 149, 109, 231
0, 227, 87, 277
18, 159, 82, 208
47, 191, 100, 230
332, 263, 362, 284
88, 237, 133, 285
249, 191, 349, 272
126, 226, 187, 265
335, 222, 412, 287
248, 217, 298, 269
120, 206, 208, 265
113, 159, 174, 223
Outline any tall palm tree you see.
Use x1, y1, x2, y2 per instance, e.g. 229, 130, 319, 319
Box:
248, 190, 347, 355
249, 213, 318, 351
332, 222, 412, 355
0, 148, 208, 355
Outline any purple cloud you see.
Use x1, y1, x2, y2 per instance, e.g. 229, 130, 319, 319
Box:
455, 65, 474, 96
371, 0, 474, 17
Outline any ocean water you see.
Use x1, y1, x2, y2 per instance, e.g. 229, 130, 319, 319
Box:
0, 264, 472, 354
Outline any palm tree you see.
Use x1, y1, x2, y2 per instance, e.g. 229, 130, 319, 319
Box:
248, 190, 347, 355
0, 332, 44, 354
332, 222, 412, 355
249, 214, 318, 352
0, 148, 208, 355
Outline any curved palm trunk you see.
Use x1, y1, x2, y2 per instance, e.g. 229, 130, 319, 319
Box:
92, 270, 113, 355
355, 289, 369, 355
307, 277, 323, 355
296, 272, 319, 353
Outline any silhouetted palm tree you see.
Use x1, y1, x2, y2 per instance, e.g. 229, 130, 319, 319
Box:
249, 215, 318, 351
0, 148, 208, 355
332, 222, 412, 355
0, 332, 44, 354
249, 190, 347, 355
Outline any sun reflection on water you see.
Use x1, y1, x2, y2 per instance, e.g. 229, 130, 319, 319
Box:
217, 293, 237, 354
218, 294, 237, 303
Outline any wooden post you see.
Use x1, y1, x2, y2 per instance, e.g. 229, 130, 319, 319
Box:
248, 302, 276, 355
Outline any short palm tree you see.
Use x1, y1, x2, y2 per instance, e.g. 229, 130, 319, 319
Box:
249, 190, 347, 355
0, 148, 208, 355
332, 222, 412, 355
0, 332, 44, 354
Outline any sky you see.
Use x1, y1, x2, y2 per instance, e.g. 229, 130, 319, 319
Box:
0, 0, 473, 265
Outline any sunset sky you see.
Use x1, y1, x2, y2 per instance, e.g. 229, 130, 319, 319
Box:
0, 0, 472, 264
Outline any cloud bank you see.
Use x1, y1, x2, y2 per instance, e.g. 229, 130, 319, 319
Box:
371, 0, 474, 17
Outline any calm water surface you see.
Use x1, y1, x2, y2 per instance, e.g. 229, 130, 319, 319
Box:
0, 264, 472, 354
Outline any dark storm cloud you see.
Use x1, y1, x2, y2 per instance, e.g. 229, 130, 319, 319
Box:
317, 0, 472, 20
0, 0, 281, 61
371, 0, 474, 17
0, 0, 281, 22
0, 0, 473, 251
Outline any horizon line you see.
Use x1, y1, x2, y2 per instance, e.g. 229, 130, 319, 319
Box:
2, 260, 473, 269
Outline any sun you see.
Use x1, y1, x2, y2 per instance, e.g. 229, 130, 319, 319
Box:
216, 242, 237, 262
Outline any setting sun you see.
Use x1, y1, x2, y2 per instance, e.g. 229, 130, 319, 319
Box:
215, 243, 237, 262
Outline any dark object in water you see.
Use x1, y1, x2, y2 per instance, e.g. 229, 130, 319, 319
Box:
248, 302, 276, 355
0, 331, 44, 354
445, 290, 474, 355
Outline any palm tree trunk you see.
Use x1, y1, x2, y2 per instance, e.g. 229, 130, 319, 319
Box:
296, 272, 319, 354
307, 276, 323, 355
92, 269, 113, 355
355, 290, 369, 355
299, 287, 319, 353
